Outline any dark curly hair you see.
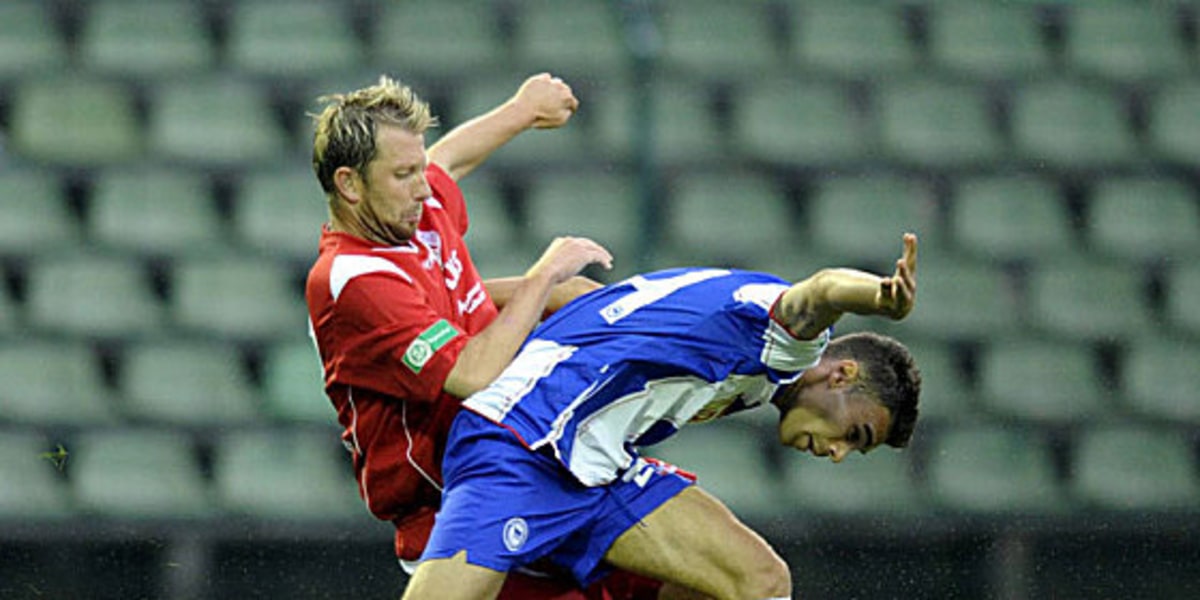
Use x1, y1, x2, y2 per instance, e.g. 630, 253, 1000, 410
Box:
823, 331, 922, 448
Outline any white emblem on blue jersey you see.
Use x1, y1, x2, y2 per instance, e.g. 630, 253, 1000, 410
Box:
502, 517, 528, 552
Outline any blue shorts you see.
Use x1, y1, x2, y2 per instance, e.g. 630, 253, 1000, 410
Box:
420, 410, 693, 587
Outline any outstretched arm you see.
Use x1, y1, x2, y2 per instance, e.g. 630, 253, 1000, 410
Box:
774, 233, 918, 340
428, 73, 579, 181
485, 275, 603, 317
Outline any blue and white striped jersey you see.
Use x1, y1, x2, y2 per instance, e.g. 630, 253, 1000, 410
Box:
463, 268, 829, 486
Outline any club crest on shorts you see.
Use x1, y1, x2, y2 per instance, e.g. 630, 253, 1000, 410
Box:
502, 517, 528, 552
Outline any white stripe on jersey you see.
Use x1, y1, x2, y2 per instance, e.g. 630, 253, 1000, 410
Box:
329, 254, 414, 300
464, 339, 577, 423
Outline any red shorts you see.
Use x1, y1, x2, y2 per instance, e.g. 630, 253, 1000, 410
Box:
497, 569, 663, 600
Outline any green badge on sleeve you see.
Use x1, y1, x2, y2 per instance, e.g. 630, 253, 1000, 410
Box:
403, 319, 460, 373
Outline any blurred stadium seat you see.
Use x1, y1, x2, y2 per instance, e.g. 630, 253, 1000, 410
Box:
977, 338, 1108, 424
1063, 3, 1188, 82
119, 339, 259, 426
788, 0, 917, 76
510, 0, 625, 78
525, 170, 640, 263
0, 171, 77, 258
808, 175, 940, 267
0, 340, 117, 426
901, 339, 977, 424
213, 428, 360, 519
926, 2, 1050, 80
1011, 80, 1138, 169
926, 425, 1068, 514
457, 173, 517, 257
1147, 79, 1200, 167
1121, 338, 1200, 423
0, 431, 72, 519
233, 168, 327, 263
9, 78, 143, 166
780, 447, 924, 515
877, 77, 1005, 169
731, 79, 871, 168
261, 338, 337, 426
1026, 257, 1152, 342
169, 255, 307, 341
904, 258, 1019, 341
147, 77, 287, 167
649, 422, 784, 521
665, 169, 793, 267
658, 0, 783, 80
1086, 176, 1200, 263
88, 168, 225, 258
71, 429, 212, 518
0, 0, 68, 80
78, 0, 214, 77
949, 175, 1075, 263
1071, 424, 1200, 511
226, 0, 361, 79
372, 1, 503, 78
24, 254, 165, 339
593, 78, 724, 165
1165, 264, 1200, 337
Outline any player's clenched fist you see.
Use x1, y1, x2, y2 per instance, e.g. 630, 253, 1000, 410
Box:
511, 72, 579, 130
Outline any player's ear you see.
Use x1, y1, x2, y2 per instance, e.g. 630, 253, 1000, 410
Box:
334, 166, 363, 204
829, 360, 860, 387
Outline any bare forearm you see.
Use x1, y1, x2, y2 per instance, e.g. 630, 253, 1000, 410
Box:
485, 275, 602, 316
776, 268, 885, 339
444, 273, 555, 397
428, 102, 532, 180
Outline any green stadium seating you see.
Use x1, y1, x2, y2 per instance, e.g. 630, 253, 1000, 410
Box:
0, 172, 77, 258
1071, 425, 1200, 510
665, 170, 794, 268
169, 256, 308, 341
1165, 265, 1200, 337
808, 176, 940, 267
456, 173, 518, 258
901, 339, 977, 424
10, 78, 142, 166
1086, 176, 1200, 263
71, 429, 212, 518
926, 2, 1050, 79
119, 339, 259, 426
731, 79, 871, 167
88, 169, 225, 258
261, 339, 338, 426
0, 432, 72, 519
1026, 257, 1151, 342
213, 429, 360, 519
649, 422, 785, 521
147, 78, 287, 167
877, 78, 1005, 169
25, 254, 165, 339
79, 0, 214, 77
593, 78, 724, 165
0, 0, 68, 79
1011, 81, 1137, 169
525, 170, 641, 266
0, 340, 118, 426
1121, 338, 1200, 423
372, 1, 503, 78
1064, 3, 1188, 82
1147, 79, 1200, 167
788, 1, 917, 76
904, 258, 1019, 341
659, 0, 783, 79
451, 75, 591, 166
233, 168, 328, 263
978, 338, 1107, 424
227, 0, 361, 78
510, 0, 625, 78
780, 446, 924, 515
926, 425, 1068, 513
950, 175, 1075, 263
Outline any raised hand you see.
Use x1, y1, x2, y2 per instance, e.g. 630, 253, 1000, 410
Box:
512, 73, 580, 129
526, 236, 613, 286
877, 233, 918, 320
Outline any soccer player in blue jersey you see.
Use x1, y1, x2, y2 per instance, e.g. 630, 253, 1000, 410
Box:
402, 234, 921, 600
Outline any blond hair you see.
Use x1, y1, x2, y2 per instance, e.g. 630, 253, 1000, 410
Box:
310, 76, 437, 194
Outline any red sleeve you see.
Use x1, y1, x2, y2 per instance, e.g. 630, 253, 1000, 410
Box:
325, 271, 468, 402
425, 163, 469, 236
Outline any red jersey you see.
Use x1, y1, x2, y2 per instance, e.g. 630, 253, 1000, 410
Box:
305, 163, 498, 561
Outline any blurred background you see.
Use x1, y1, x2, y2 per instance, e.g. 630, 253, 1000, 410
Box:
1, 0, 1199, 598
